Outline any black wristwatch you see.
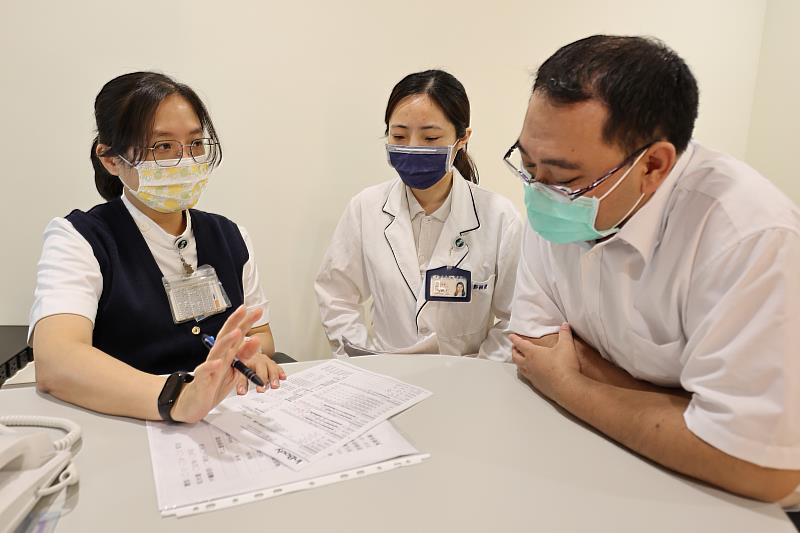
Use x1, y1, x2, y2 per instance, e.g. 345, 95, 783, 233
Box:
158, 371, 195, 423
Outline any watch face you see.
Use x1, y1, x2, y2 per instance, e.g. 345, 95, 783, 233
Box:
159, 375, 180, 405
159, 372, 191, 406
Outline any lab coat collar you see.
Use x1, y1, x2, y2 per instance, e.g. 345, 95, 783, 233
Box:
414, 174, 481, 321
423, 172, 480, 271
614, 142, 696, 265
382, 171, 481, 306
383, 179, 422, 299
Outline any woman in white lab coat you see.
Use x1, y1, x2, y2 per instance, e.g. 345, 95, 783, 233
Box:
315, 70, 522, 360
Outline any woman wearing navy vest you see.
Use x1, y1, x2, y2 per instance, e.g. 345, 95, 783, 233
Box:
29, 72, 285, 423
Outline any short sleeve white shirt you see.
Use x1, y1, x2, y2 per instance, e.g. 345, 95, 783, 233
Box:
510, 142, 800, 471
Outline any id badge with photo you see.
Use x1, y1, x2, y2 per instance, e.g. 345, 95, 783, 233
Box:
162, 264, 231, 324
424, 266, 471, 302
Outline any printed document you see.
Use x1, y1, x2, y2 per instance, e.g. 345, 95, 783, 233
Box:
147, 420, 426, 516
205, 360, 431, 469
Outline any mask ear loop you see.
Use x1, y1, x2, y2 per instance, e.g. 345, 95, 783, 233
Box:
446, 143, 457, 173
611, 190, 646, 229
116, 155, 143, 194
598, 149, 649, 201
449, 134, 470, 173
594, 149, 649, 230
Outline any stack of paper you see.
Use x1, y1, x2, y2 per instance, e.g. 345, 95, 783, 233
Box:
147, 360, 431, 516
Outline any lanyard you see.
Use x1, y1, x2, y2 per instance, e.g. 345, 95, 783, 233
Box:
173, 236, 195, 276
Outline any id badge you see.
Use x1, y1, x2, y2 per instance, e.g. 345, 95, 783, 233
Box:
424, 266, 471, 302
162, 264, 231, 324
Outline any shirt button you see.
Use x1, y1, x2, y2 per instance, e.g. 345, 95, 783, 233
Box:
191, 326, 201, 335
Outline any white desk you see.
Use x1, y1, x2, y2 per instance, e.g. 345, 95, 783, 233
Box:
1, 355, 794, 532
2, 361, 35, 387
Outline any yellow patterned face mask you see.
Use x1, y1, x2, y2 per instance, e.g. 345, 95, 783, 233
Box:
123, 159, 211, 213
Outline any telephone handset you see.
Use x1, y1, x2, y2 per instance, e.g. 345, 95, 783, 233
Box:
0, 416, 81, 533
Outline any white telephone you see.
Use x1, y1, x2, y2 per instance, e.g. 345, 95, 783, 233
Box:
0, 416, 81, 533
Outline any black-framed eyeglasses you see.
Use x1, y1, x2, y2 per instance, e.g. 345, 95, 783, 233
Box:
119, 138, 218, 168
502, 141, 654, 200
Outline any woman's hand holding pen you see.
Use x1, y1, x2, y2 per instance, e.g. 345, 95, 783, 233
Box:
171, 305, 273, 423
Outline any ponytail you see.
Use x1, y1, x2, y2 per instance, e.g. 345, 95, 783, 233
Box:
91, 138, 122, 201
453, 145, 478, 184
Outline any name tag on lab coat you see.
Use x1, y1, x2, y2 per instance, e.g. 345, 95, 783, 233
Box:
425, 266, 471, 302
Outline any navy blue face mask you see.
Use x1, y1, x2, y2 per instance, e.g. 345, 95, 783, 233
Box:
386, 144, 455, 189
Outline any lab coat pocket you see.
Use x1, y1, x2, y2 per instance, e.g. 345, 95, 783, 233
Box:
435, 274, 496, 341
620, 330, 684, 387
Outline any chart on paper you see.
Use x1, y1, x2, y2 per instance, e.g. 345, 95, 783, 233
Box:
147, 419, 425, 516
205, 360, 431, 469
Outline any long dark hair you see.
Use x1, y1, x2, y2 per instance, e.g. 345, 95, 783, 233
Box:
384, 70, 478, 184
91, 72, 222, 201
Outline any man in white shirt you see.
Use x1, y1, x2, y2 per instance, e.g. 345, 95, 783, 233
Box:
506, 35, 800, 505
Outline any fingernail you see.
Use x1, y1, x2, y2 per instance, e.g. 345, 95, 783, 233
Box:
238, 386, 245, 394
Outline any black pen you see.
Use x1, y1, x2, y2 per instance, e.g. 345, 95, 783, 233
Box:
201, 333, 266, 388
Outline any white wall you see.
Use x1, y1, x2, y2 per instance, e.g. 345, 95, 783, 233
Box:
746, 0, 800, 203
0, 0, 769, 360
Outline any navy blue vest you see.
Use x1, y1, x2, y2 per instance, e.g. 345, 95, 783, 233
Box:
66, 198, 248, 374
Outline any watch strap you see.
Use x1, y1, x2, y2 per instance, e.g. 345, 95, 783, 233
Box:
157, 371, 195, 423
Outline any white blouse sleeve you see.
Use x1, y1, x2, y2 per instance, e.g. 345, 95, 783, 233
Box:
28, 218, 103, 343
237, 225, 271, 328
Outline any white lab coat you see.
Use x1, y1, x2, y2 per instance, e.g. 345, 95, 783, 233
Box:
315, 173, 522, 360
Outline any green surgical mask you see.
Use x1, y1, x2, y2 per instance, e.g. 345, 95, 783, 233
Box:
524, 151, 646, 244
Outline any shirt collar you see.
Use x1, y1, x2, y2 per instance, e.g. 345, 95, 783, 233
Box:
405, 179, 454, 223
613, 142, 696, 264
120, 193, 192, 246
